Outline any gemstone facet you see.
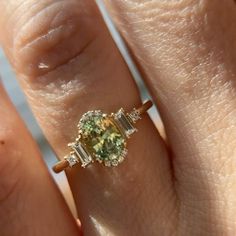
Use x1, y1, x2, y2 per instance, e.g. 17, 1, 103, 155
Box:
78, 111, 126, 166
128, 108, 141, 123
65, 153, 79, 167
114, 108, 137, 137
69, 142, 93, 167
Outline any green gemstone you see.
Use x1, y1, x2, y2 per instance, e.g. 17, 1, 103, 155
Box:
79, 112, 126, 163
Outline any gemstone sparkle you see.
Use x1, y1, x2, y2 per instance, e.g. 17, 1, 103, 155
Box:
79, 111, 126, 165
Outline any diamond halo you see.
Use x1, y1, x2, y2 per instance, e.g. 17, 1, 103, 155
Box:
52, 100, 153, 173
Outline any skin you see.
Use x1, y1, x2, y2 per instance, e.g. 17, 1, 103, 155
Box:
0, 0, 236, 235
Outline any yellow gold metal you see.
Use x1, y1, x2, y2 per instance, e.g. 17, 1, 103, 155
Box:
53, 159, 69, 173
52, 100, 153, 173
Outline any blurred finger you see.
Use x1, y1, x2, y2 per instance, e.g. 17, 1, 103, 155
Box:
0, 82, 80, 235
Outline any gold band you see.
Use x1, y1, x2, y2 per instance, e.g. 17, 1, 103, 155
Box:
53, 159, 69, 173
52, 100, 153, 173
136, 100, 152, 115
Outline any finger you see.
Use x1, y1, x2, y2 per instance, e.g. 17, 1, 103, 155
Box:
103, 0, 236, 233
0, 82, 80, 236
0, 1, 176, 235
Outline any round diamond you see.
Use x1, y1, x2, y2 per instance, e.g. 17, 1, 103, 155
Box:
79, 111, 126, 165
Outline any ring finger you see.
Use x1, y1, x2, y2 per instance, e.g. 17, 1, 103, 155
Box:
0, 0, 176, 235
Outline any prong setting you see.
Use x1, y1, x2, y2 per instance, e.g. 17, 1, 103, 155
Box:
53, 101, 152, 173
65, 110, 134, 168
65, 154, 79, 167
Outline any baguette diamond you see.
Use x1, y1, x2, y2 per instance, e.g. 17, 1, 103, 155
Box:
69, 142, 93, 167
114, 108, 137, 137
52, 101, 153, 173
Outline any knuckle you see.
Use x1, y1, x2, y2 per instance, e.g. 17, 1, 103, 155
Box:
12, 1, 99, 77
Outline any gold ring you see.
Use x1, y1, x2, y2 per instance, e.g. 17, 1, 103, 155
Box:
52, 100, 153, 173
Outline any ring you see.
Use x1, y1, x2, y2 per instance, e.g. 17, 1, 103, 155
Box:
52, 100, 153, 173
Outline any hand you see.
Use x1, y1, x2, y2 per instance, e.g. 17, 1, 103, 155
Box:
0, 1, 236, 235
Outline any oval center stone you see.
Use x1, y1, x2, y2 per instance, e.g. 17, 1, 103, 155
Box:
79, 112, 126, 163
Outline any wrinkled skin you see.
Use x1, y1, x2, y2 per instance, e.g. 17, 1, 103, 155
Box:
0, 0, 236, 235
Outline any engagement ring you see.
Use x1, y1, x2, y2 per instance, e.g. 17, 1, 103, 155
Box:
53, 100, 153, 173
